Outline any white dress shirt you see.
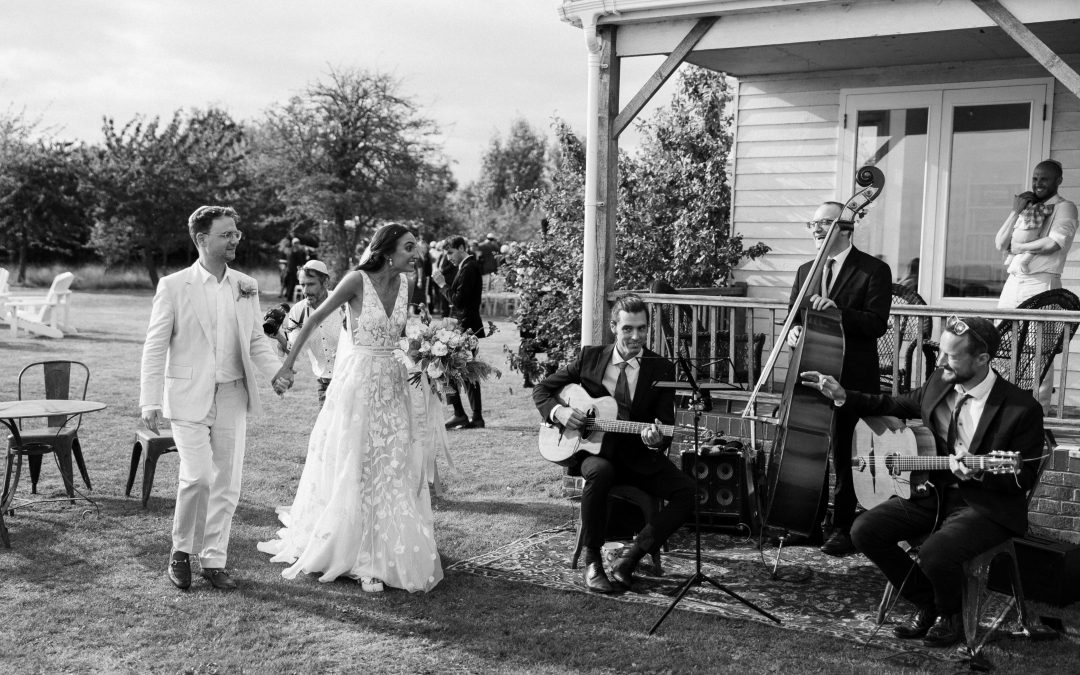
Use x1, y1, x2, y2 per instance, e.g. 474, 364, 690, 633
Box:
194, 262, 244, 383
822, 242, 853, 298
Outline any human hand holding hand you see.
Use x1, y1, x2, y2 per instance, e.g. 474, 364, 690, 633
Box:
272, 364, 295, 396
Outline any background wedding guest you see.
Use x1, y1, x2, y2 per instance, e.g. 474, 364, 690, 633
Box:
273, 260, 344, 405
140, 205, 284, 592
432, 235, 485, 429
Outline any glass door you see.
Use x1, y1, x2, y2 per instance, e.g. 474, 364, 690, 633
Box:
932, 86, 1048, 303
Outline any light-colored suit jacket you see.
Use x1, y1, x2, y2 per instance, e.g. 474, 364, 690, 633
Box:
140, 262, 281, 422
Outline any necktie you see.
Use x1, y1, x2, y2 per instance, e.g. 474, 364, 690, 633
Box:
824, 258, 835, 298
614, 361, 632, 420
945, 393, 972, 454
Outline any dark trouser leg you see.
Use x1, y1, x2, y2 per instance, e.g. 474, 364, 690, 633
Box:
831, 409, 858, 531
850, 495, 939, 609
918, 492, 1013, 614
448, 387, 467, 418
465, 380, 482, 420
579, 456, 615, 553
623, 460, 695, 554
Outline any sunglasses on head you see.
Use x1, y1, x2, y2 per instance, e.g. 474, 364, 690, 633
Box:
945, 315, 989, 352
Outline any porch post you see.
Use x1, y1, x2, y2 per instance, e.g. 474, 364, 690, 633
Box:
582, 25, 619, 346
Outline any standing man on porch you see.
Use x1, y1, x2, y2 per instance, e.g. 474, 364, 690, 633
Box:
995, 160, 1078, 308
786, 200, 892, 556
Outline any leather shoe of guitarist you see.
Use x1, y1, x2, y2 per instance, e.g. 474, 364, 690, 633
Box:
610, 547, 644, 589
584, 561, 615, 594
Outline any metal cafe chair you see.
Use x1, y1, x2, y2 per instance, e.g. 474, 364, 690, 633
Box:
6, 361, 92, 503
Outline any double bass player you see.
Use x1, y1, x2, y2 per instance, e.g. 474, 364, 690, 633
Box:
785, 200, 892, 555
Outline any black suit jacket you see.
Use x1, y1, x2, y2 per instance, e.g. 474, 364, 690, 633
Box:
533, 345, 676, 476
443, 255, 484, 337
846, 370, 1044, 535
789, 246, 892, 392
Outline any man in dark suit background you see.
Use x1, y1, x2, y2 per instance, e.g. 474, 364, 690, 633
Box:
533, 294, 694, 593
432, 235, 486, 429
803, 316, 1044, 647
786, 200, 892, 555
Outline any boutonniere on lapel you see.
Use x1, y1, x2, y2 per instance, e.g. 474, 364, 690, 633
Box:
236, 282, 258, 301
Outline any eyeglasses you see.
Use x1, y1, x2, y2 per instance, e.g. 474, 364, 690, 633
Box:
206, 231, 243, 242
805, 219, 854, 230
945, 315, 988, 352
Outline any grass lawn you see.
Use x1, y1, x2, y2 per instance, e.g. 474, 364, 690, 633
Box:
0, 289, 1077, 674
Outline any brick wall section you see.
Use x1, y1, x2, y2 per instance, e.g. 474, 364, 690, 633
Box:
1029, 445, 1080, 544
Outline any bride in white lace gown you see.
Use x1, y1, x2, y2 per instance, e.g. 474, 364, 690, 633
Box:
260, 224, 442, 592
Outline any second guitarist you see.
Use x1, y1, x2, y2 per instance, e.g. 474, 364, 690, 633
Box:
533, 294, 694, 594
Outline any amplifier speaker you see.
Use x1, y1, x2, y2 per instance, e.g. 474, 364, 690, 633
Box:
988, 535, 1080, 606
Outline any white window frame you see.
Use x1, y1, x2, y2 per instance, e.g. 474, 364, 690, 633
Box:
839, 78, 1054, 306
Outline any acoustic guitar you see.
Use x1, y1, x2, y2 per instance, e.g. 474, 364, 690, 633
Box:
851, 418, 1020, 510
537, 384, 712, 466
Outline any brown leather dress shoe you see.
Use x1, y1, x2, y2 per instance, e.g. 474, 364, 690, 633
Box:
923, 613, 963, 648
168, 553, 191, 590
201, 568, 238, 590
584, 561, 614, 593
610, 553, 639, 588
893, 605, 937, 639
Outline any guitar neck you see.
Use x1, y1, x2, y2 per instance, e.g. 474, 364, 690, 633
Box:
883, 455, 1011, 472
585, 419, 675, 437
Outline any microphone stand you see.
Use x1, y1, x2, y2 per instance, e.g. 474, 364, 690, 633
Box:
649, 347, 780, 635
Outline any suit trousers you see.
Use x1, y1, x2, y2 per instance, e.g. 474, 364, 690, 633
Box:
850, 489, 1012, 614
170, 379, 249, 568
579, 454, 694, 554
822, 408, 858, 532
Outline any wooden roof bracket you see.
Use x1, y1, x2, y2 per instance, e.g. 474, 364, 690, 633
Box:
972, 0, 1080, 101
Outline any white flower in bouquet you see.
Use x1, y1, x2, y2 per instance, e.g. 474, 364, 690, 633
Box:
431, 341, 449, 357
405, 323, 424, 339
419, 340, 432, 355
426, 361, 445, 380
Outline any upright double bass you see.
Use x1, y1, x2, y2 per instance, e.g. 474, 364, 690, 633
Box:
743, 166, 885, 538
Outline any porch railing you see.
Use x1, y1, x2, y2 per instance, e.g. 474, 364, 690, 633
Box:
621, 291, 1080, 432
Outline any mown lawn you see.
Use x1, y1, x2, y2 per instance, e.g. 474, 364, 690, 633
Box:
0, 289, 1076, 674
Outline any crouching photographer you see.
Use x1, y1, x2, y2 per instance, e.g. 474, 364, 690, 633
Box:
270, 260, 345, 405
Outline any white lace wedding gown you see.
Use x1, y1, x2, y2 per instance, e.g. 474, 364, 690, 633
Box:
258, 272, 443, 592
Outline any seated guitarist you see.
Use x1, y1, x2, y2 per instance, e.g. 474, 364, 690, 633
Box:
533, 293, 694, 594
802, 316, 1044, 648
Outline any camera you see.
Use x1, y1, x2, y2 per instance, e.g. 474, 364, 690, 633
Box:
262, 303, 290, 336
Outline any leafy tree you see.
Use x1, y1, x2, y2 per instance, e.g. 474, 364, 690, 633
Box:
0, 140, 92, 282
619, 67, 769, 288
85, 108, 248, 285
502, 119, 584, 382
505, 67, 770, 377
256, 67, 454, 280
453, 117, 547, 243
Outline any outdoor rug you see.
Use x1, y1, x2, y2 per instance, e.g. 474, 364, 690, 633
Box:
448, 524, 1025, 664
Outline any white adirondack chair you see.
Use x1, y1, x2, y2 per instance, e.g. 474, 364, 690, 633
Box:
5, 271, 76, 339
0, 267, 11, 332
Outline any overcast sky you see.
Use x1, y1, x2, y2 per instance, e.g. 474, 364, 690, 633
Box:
1, 0, 671, 184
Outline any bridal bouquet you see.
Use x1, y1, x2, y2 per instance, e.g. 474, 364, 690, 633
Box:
393, 318, 500, 396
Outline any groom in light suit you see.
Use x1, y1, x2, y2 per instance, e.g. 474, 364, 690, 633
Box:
140, 205, 285, 591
